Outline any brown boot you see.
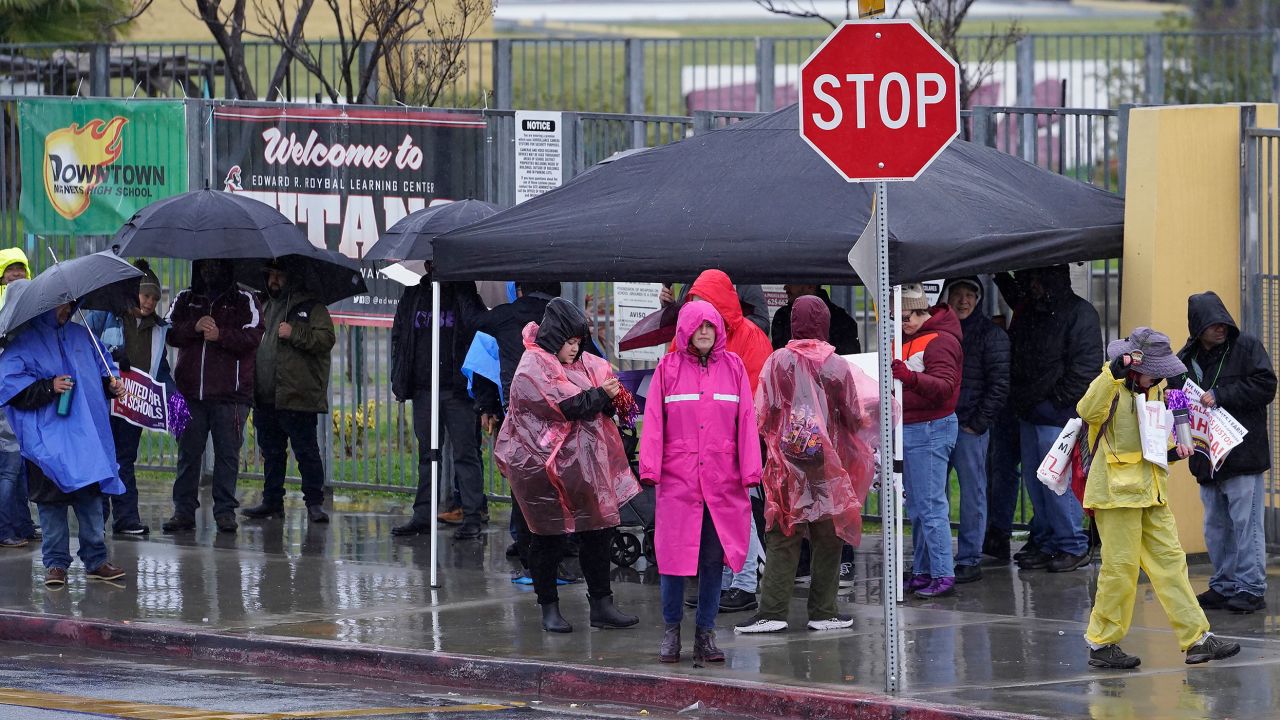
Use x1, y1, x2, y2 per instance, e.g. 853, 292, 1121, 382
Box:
693, 627, 725, 663
659, 623, 681, 663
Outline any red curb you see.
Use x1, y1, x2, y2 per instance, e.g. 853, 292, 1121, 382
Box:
0, 610, 1042, 720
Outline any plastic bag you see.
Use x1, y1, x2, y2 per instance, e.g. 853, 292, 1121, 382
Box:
1036, 418, 1082, 496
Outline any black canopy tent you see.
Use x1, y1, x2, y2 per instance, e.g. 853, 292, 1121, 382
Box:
434, 105, 1124, 284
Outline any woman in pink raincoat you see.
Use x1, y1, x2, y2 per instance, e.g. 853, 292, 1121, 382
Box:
640, 300, 762, 665
495, 298, 641, 634
735, 296, 877, 635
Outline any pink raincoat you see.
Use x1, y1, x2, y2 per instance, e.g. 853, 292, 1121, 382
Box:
639, 301, 762, 576
756, 339, 879, 545
494, 323, 640, 535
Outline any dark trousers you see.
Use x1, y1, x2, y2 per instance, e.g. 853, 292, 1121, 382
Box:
660, 509, 725, 629
987, 410, 1022, 538
411, 387, 484, 525
530, 526, 614, 605
173, 400, 246, 519
254, 406, 326, 508
103, 417, 143, 531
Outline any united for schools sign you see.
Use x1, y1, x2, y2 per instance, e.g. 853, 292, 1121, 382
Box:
18, 99, 189, 235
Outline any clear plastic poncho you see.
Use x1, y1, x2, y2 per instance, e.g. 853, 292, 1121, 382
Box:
494, 323, 640, 535
755, 339, 880, 545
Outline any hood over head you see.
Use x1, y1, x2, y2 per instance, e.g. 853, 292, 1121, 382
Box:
192, 259, 235, 295
1186, 291, 1239, 344
0, 247, 31, 283
942, 275, 983, 302
790, 295, 830, 342
1033, 265, 1075, 307
675, 300, 727, 358
687, 269, 743, 327
535, 297, 591, 358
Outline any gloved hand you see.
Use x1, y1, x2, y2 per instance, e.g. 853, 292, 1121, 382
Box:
891, 359, 914, 384
111, 348, 131, 375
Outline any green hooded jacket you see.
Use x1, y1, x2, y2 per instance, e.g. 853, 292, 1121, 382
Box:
255, 289, 336, 413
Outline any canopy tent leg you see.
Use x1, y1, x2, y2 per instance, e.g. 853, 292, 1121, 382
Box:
430, 280, 442, 589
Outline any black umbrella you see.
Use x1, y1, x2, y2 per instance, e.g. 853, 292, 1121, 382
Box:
233, 251, 369, 306
111, 189, 317, 260
0, 251, 143, 339
434, 105, 1125, 284
363, 200, 500, 262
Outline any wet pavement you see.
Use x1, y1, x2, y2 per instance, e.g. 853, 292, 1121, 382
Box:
1, 478, 1279, 719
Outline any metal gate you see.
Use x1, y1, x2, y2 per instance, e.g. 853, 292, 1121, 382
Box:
1242, 114, 1280, 549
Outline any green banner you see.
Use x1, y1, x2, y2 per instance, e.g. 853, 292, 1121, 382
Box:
18, 99, 188, 235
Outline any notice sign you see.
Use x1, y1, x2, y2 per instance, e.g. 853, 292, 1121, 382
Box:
615, 282, 664, 362
1181, 379, 1249, 470
515, 111, 563, 204
111, 368, 168, 432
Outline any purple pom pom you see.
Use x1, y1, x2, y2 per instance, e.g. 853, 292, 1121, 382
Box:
1166, 389, 1190, 412
168, 391, 191, 437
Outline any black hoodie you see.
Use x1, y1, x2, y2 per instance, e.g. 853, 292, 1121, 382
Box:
536, 298, 614, 421
1173, 291, 1277, 482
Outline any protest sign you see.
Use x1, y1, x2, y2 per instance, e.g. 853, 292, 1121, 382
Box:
110, 368, 167, 432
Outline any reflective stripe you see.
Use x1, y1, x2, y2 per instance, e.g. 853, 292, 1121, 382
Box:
713, 394, 739, 402
664, 394, 699, 403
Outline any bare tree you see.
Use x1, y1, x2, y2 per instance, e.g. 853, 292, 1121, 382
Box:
185, 0, 259, 99
754, 0, 1025, 108
382, 0, 491, 106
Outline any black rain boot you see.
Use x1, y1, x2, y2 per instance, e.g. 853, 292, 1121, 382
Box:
540, 602, 573, 633
588, 594, 639, 629
659, 623, 681, 663
693, 627, 725, 663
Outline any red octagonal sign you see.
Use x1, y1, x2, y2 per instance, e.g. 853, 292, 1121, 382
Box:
800, 20, 960, 182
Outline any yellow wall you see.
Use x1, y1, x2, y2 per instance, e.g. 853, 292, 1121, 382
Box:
125, 0, 493, 42
1121, 102, 1278, 552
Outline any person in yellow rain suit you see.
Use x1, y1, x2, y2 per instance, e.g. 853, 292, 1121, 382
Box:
1080, 327, 1242, 669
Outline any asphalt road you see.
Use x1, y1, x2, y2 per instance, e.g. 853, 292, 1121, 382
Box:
0, 644, 690, 720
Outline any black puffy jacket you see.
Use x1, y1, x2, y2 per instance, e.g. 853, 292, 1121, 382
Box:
955, 309, 1011, 435
997, 266, 1103, 427
1174, 291, 1277, 483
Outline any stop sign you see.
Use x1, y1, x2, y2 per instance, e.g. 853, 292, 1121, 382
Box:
800, 20, 960, 182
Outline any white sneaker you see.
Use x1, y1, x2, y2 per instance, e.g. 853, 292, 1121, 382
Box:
807, 615, 855, 631
838, 562, 855, 587
734, 616, 788, 634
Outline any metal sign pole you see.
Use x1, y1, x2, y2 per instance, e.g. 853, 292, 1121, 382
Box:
875, 181, 901, 694
429, 280, 442, 589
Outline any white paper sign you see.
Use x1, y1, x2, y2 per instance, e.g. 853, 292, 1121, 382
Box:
614, 282, 665, 362
1135, 395, 1171, 470
1180, 379, 1248, 470
515, 111, 563, 204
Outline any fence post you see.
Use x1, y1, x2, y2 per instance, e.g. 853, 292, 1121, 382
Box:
1272, 29, 1280, 105
493, 39, 513, 109
1240, 104, 1260, 337
1144, 34, 1165, 105
970, 106, 997, 148
358, 41, 380, 104
1016, 37, 1036, 162
1117, 103, 1134, 197
626, 40, 647, 147
756, 38, 776, 112
692, 110, 715, 135
89, 44, 109, 96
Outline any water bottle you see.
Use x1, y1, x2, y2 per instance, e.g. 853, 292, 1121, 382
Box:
56, 378, 74, 417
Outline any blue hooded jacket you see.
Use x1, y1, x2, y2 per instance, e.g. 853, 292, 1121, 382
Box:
0, 310, 124, 496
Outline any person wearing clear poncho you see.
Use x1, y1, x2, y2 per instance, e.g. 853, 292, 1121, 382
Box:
734, 296, 878, 634
493, 298, 641, 634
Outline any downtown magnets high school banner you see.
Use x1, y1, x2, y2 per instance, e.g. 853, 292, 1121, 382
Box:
213, 106, 486, 325
19, 99, 189, 235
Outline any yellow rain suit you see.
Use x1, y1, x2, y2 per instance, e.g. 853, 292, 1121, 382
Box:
0, 247, 31, 306
1079, 366, 1210, 652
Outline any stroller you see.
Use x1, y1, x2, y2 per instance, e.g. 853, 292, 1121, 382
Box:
611, 425, 657, 568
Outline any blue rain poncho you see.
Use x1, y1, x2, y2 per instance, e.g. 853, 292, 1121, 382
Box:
0, 310, 124, 495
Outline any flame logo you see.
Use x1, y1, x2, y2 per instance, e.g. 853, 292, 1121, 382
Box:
42, 116, 129, 220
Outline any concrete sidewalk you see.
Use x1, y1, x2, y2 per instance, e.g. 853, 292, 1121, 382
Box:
0, 479, 1276, 720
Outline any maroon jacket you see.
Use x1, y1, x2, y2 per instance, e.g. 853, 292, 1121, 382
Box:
166, 280, 264, 405
898, 304, 963, 425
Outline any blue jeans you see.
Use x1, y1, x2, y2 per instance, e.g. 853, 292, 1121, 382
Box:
37, 491, 108, 571
1019, 421, 1088, 556
903, 414, 958, 579
722, 512, 763, 593
949, 428, 990, 567
0, 450, 34, 540
987, 411, 1022, 536
661, 509, 724, 629
1201, 472, 1268, 597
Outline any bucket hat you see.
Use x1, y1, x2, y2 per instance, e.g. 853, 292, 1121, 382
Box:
1106, 327, 1187, 379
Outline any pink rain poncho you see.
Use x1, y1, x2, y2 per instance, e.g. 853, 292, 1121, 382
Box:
494, 318, 640, 536
755, 339, 879, 545
639, 301, 762, 576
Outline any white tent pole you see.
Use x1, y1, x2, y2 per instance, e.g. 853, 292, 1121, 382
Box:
892, 283, 904, 605
430, 279, 442, 589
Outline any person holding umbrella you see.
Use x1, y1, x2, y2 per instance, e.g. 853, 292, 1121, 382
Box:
162, 259, 265, 534
0, 254, 139, 588
241, 258, 336, 524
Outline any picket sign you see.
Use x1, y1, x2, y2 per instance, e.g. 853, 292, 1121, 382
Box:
1135, 393, 1171, 470
1036, 417, 1082, 496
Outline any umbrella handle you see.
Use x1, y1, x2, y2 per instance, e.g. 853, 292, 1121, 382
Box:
46, 248, 118, 381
